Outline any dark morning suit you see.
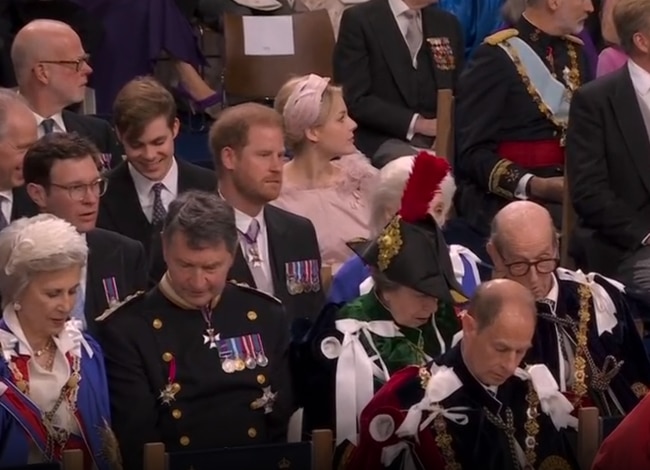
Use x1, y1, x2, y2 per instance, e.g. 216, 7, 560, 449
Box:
96, 159, 216, 285
333, 0, 464, 161
62, 110, 123, 169
84, 228, 148, 336
10, 186, 38, 220
566, 65, 650, 281
227, 204, 326, 325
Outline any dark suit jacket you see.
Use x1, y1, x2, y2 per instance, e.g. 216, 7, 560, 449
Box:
97, 159, 216, 284
84, 228, 148, 335
227, 204, 325, 323
566, 66, 650, 273
11, 186, 38, 220
333, 0, 464, 157
63, 110, 123, 169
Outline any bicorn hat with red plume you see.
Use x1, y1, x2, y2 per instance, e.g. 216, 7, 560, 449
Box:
347, 151, 467, 304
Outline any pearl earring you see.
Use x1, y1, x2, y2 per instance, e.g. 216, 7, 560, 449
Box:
12, 302, 21, 312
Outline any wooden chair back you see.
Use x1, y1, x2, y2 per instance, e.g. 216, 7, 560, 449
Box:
222, 10, 335, 102
435, 90, 455, 163
577, 407, 624, 470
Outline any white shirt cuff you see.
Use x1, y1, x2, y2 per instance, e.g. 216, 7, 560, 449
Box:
406, 114, 419, 141
514, 173, 534, 200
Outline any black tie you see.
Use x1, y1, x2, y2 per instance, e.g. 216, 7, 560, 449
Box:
41, 119, 55, 134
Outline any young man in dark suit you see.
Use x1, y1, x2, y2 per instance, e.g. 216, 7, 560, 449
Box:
209, 103, 325, 323
11, 19, 122, 169
97, 76, 216, 285
567, 0, 650, 286
333, 0, 464, 167
0, 89, 39, 222
23, 132, 148, 335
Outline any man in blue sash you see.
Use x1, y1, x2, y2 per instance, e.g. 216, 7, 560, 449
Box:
487, 201, 650, 416
451, 0, 593, 254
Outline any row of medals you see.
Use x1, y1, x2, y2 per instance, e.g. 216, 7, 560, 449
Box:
222, 351, 269, 374
286, 276, 320, 295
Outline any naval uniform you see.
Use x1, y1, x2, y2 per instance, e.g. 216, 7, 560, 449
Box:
97, 279, 294, 470
454, 17, 592, 235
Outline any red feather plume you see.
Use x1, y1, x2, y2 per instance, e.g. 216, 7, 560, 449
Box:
398, 151, 451, 223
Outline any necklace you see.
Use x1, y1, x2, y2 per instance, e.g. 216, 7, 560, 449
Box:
33, 338, 55, 357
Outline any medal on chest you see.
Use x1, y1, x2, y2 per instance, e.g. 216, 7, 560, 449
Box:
201, 306, 220, 349
159, 357, 180, 405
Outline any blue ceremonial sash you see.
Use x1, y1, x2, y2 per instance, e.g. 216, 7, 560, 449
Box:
498, 37, 570, 123
0, 321, 116, 470
458, 253, 481, 298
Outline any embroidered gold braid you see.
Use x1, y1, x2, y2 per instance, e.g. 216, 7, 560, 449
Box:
425, 376, 541, 469
571, 285, 591, 405
377, 216, 402, 271
500, 40, 580, 146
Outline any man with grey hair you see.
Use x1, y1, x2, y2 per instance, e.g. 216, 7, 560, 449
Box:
97, 190, 294, 470
487, 200, 650, 417
453, 0, 593, 249
566, 0, 650, 289
11, 19, 121, 169
0, 88, 38, 228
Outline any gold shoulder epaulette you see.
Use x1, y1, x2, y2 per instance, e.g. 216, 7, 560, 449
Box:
483, 28, 518, 46
229, 280, 282, 305
564, 34, 584, 46
95, 291, 146, 322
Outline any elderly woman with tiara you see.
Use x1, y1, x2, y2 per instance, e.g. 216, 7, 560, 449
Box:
272, 74, 378, 275
0, 215, 120, 469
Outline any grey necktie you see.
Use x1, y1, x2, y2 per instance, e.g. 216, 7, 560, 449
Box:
403, 9, 422, 65
240, 219, 273, 294
151, 183, 166, 226
0, 197, 8, 231
41, 119, 55, 134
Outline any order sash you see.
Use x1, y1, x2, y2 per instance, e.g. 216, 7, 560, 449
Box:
498, 37, 570, 124
0, 378, 50, 455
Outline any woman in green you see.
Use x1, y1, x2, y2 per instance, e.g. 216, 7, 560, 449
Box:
308, 152, 469, 448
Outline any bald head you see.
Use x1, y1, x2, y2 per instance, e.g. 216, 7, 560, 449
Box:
490, 201, 556, 254
11, 20, 79, 82
468, 279, 536, 331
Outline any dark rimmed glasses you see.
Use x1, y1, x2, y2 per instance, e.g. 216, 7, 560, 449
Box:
39, 54, 91, 72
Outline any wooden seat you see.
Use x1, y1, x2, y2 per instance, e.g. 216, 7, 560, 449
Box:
0, 449, 84, 470
143, 429, 333, 470
221, 10, 335, 104
577, 407, 624, 470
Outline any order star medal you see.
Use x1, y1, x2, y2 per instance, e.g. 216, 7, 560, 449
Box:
251, 386, 278, 414
203, 328, 220, 349
159, 382, 179, 405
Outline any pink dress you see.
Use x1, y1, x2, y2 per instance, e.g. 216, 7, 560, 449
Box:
272, 154, 378, 273
597, 47, 628, 77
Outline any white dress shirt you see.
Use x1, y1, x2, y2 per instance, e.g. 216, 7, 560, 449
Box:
388, 0, 423, 140
0, 188, 12, 223
128, 159, 179, 223
33, 111, 67, 138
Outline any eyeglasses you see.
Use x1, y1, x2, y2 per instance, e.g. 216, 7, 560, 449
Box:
50, 177, 108, 201
39, 54, 91, 72
503, 258, 559, 277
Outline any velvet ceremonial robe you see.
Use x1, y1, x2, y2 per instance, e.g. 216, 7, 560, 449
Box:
592, 393, 650, 470
348, 344, 579, 470
527, 273, 650, 416
291, 291, 460, 436
0, 321, 119, 470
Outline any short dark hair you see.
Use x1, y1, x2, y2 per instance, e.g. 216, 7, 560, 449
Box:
23, 132, 101, 187
467, 280, 536, 331
113, 76, 177, 142
162, 190, 238, 252
208, 102, 283, 172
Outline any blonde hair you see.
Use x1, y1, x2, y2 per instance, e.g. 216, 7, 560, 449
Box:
613, 0, 650, 54
602, 0, 622, 45
274, 74, 342, 152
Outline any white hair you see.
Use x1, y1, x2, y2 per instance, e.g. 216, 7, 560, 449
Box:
369, 154, 456, 235
0, 214, 88, 305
